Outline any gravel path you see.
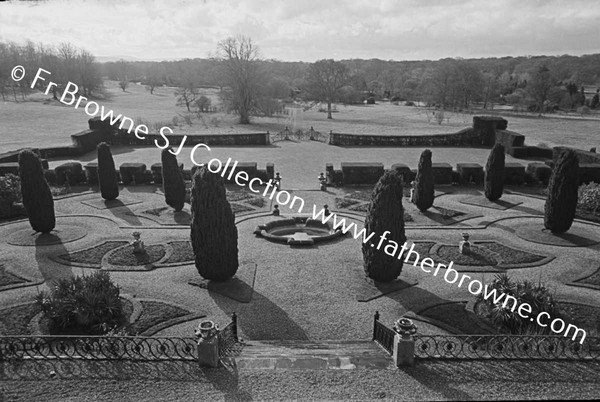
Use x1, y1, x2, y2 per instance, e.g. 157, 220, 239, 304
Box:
2, 360, 599, 401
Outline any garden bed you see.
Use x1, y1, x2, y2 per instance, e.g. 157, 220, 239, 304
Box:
58, 241, 129, 265
0, 303, 41, 335
129, 301, 190, 335
0, 265, 28, 287
107, 245, 166, 266
163, 241, 194, 264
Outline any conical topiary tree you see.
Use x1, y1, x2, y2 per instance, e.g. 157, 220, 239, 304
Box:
190, 166, 238, 281
161, 148, 186, 212
362, 170, 406, 282
18, 150, 55, 233
484, 143, 506, 201
414, 149, 435, 212
544, 149, 579, 233
97, 142, 119, 201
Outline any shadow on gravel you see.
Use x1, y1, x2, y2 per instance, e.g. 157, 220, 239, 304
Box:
35, 235, 73, 287
210, 289, 309, 341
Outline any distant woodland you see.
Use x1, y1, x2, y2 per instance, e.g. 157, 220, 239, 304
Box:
2, 39, 600, 119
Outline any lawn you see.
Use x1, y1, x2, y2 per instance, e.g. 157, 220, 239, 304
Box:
2, 80, 599, 151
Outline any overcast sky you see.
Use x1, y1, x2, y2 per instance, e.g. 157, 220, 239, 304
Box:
1, 0, 599, 62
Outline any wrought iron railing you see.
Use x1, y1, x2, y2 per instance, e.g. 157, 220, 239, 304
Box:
371, 312, 600, 361
372, 311, 395, 355
0, 313, 242, 362
217, 312, 239, 358
270, 127, 327, 143
0, 336, 198, 361
414, 335, 600, 360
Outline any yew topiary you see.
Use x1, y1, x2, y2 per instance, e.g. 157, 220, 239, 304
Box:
190, 166, 238, 281
161, 148, 186, 211
414, 149, 435, 212
362, 170, 406, 282
484, 143, 505, 201
97, 142, 119, 201
544, 149, 579, 233
18, 150, 56, 233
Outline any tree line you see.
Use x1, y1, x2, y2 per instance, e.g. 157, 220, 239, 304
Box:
0, 40, 102, 102
3, 37, 600, 123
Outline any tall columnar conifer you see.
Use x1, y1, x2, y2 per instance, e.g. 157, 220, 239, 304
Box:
161, 148, 186, 211
18, 150, 56, 233
484, 143, 506, 201
362, 170, 406, 282
190, 166, 238, 281
97, 142, 119, 201
414, 149, 435, 212
544, 149, 579, 233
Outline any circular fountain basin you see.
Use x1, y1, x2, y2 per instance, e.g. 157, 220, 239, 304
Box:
254, 216, 345, 246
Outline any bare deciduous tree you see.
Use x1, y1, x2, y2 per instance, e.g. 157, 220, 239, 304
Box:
216, 35, 261, 124
305, 59, 350, 119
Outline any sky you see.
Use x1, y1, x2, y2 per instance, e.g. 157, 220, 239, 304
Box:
1, 0, 600, 62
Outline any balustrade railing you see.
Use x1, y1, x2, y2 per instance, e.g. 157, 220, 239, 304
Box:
0, 313, 241, 362
371, 312, 600, 361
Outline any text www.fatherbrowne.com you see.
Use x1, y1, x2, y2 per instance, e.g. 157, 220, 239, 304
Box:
310, 206, 587, 344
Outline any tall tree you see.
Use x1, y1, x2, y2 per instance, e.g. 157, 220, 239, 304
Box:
414, 149, 435, 212
527, 64, 554, 115
544, 150, 579, 233
190, 166, 238, 281
362, 170, 406, 282
161, 148, 186, 212
484, 144, 505, 201
18, 150, 55, 234
76, 48, 102, 96
305, 59, 350, 119
97, 142, 119, 201
216, 35, 261, 124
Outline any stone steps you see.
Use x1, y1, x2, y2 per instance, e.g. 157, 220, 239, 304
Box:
223, 340, 393, 370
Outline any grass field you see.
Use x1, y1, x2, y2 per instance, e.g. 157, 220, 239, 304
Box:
1, 80, 599, 152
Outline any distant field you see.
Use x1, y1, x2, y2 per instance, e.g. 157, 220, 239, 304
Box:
1, 80, 599, 152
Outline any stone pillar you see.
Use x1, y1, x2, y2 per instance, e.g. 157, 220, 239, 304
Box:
393, 333, 415, 367
266, 163, 275, 181
197, 336, 219, 368
325, 163, 334, 185
473, 116, 508, 147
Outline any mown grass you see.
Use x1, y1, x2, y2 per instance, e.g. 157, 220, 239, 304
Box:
3, 79, 599, 150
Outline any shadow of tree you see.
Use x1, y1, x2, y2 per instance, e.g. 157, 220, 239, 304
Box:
210, 288, 309, 341
104, 200, 144, 226
35, 233, 73, 288
173, 210, 191, 225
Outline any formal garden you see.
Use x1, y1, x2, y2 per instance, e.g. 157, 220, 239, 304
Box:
1, 115, 600, 350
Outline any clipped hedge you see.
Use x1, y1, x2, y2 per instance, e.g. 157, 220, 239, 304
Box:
97, 142, 119, 201
119, 163, 147, 185
18, 150, 55, 233
484, 144, 505, 201
544, 149, 579, 233
55, 162, 83, 186
414, 149, 435, 212
161, 149, 186, 212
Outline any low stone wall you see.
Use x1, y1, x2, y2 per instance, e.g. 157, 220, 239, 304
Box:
113, 132, 271, 146
328, 160, 599, 186
0, 117, 270, 167
474, 116, 508, 147
329, 128, 481, 147
43, 160, 274, 187
340, 162, 385, 184
495, 129, 525, 153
